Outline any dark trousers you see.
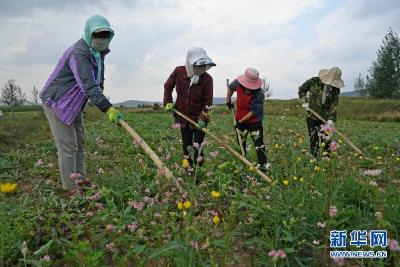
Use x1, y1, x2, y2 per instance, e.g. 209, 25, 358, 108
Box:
306, 117, 331, 157
236, 121, 267, 165
180, 123, 206, 166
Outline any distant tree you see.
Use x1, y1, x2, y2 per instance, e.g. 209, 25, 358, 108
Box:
31, 86, 39, 105
1, 79, 26, 106
366, 28, 400, 99
152, 103, 161, 111
354, 74, 367, 98
262, 77, 272, 99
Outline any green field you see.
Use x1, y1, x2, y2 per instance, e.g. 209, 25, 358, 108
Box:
1, 100, 400, 266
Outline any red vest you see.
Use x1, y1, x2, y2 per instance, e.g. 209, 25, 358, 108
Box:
235, 85, 260, 123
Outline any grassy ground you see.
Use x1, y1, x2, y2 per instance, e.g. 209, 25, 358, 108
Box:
1, 101, 400, 266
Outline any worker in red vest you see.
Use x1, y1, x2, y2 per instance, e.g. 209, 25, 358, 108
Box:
226, 68, 270, 172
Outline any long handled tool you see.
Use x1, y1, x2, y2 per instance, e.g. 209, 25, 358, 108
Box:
119, 119, 182, 191
226, 79, 246, 156
174, 110, 272, 183
302, 105, 368, 158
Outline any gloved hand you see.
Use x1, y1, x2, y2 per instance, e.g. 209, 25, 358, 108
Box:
165, 103, 174, 112
198, 120, 206, 129
106, 107, 125, 125
327, 120, 334, 127
301, 103, 310, 110
226, 102, 234, 111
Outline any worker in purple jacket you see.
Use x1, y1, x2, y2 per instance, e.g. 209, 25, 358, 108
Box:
40, 15, 125, 196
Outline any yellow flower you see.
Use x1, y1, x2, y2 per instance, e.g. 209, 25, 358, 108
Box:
211, 191, 221, 198
359, 156, 363, 160
314, 166, 321, 172
183, 200, 191, 209
283, 180, 289, 186
309, 158, 317, 163
182, 159, 190, 168
213, 215, 220, 225
248, 165, 255, 172
376, 156, 382, 160
338, 139, 343, 144
292, 176, 298, 181
396, 157, 400, 161
300, 177, 305, 182
0, 182, 17, 193
320, 142, 326, 148
274, 144, 280, 149
289, 129, 293, 133
177, 202, 183, 210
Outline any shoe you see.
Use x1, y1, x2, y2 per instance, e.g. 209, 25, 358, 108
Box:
260, 163, 272, 172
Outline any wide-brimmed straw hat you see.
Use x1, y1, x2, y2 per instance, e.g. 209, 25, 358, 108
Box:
237, 67, 263, 90
318, 67, 345, 88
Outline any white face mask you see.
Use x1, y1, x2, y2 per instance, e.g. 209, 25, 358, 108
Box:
91, 38, 110, 52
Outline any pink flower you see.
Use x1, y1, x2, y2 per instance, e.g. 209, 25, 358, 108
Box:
85, 211, 94, 217
201, 242, 208, 250
196, 156, 203, 162
313, 240, 320, 245
127, 222, 138, 232
184, 155, 190, 159
277, 250, 286, 258
201, 140, 209, 146
95, 203, 104, 210
172, 123, 181, 129
98, 168, 105, 174
155, 179, 160, 185
154, 212, 161, 218
106, 242, 116, 252
320, 124, 335, 134
317, 222, 326, 228
106, 224, 114, 231
192, 241, 199, 250
389, 239, 400, 252
86, 191, 101, 201
329, 206, 338, 218
165, 154, 171, 160
151, 221, 156, 225
42, 255, 51, 262
209, 151, 219, 158
333, 257, 345, 266
193, 142, 200, 149
329, 141, 340, 151
69, 172, 81, 180
35, 159, 44, 166
145, 188, 151, 193
128, 201, 145, 211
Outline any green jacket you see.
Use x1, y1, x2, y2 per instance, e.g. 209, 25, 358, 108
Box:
298, 77, 340, 121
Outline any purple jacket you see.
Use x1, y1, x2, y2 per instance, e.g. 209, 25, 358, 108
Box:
40, 38, 112, 125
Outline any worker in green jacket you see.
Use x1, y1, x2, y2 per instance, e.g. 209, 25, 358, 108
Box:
298, 67, 345, 157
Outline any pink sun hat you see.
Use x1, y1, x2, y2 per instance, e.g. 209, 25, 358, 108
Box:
237, 67, 263, 90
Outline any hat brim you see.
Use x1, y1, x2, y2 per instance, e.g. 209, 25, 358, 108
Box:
237, 75, 263, 90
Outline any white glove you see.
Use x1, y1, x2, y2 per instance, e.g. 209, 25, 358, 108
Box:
301, 103, 309, 110
327, 120, 334, 127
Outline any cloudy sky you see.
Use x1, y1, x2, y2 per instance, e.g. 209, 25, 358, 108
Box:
0, 0, 399, 102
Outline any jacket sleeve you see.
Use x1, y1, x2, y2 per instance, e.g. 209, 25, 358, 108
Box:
163, 68, 176, 105
229, 79, 238, 91
250, 89, 265, 120
70, 45, 112, 112
298, 77, 314, 101
200, 77, 213, 122
328, 88, 340, 121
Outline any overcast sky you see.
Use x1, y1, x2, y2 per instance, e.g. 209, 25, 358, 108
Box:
0, 0, 399, 102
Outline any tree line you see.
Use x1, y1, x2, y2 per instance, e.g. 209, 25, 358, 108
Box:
355, 28, 400, 99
